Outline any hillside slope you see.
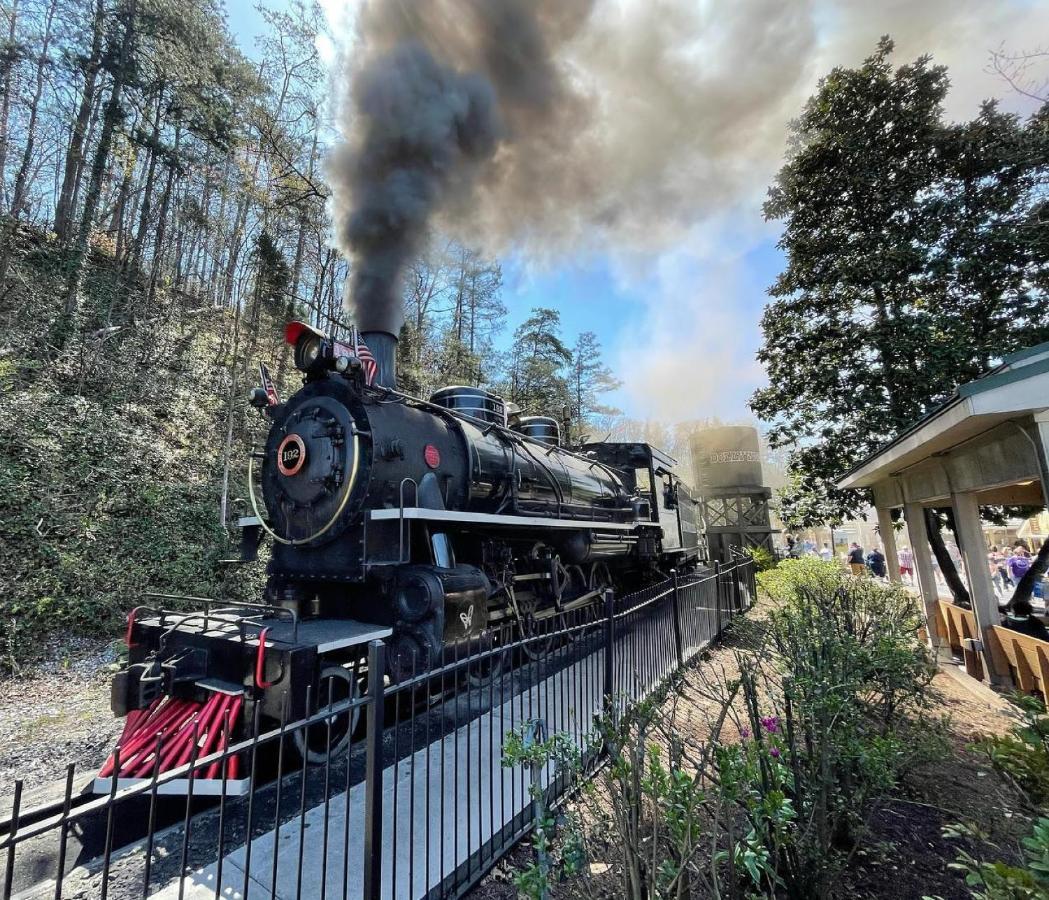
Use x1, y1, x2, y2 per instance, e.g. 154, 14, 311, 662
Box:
0, 232, 295, 668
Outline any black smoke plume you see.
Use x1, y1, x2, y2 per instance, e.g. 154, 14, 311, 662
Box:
331, 0, 594, 335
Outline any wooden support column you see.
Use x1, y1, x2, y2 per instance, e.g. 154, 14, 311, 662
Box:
876, 504, 901, 584
1034, 411, 1049, 507
904, 502, 947, 658
951, 490, 1007, 684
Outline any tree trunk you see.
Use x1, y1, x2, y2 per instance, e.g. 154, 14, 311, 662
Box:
289, 130, 317, 304
57, 0, 137, 349
68, 88, 105, 232
221, 190, 250, 306
110, 108, 142, 269
204, 158, 232, 304
0, 0, 56, 291
145, 123, 179, 308
0, 0, 20, 212
127, 87, 164, 274
924, 508, 971, 607
55, 0, 104, 243
1010, 541, 1049, 609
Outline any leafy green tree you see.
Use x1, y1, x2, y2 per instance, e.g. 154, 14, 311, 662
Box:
504, 307, 572, 416
251, 229, 290, 316
569, 330, 620, 442
751, 37, 1049, 529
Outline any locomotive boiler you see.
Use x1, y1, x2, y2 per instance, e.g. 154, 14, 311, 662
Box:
103, 321, 705, 783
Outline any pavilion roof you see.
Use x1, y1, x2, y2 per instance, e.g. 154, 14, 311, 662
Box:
837, 341, 1049, 490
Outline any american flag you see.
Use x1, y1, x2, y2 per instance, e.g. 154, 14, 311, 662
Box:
258, 361, 280, 405
352, 326, 378, 386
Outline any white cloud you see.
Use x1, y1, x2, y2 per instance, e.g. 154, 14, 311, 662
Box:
603, 0, 1049, 423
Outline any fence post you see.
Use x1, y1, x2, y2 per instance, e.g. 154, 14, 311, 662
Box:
363, 639, 387, 900
669, 569, 684, 668
602, 588, 615, 709
713, 560, 723, 637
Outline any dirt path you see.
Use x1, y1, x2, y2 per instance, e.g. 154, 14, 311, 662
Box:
0, 637, 122, 811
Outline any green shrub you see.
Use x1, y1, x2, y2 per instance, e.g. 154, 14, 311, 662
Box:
722, 562, 937, 898
502, 723, 589, 899
746, 545, 777, 572
975, 693, 1049, 804
762, 558, 933, 727
942, 817, 1049, 899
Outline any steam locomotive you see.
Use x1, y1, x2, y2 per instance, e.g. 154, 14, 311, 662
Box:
103, 322, 705, 780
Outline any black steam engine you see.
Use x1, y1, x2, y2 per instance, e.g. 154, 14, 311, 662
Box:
105, 321, 705, 781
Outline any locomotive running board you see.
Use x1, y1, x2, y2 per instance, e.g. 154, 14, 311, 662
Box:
92, 776, 251, 796
369, 508, 637, 530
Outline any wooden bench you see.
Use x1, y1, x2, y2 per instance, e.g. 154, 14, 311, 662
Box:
936, 600, 984, 680
990, 626, 1049, 696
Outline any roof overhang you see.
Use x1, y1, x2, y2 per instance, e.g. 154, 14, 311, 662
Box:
837, 349, 1049, 491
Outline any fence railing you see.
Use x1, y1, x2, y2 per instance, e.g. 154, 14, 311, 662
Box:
0, 555, 756, 900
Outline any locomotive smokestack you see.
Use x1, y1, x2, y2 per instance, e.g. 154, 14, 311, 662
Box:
362, 330, 397, 389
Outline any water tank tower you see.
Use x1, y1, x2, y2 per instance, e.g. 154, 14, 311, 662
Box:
690, 425, 776, 562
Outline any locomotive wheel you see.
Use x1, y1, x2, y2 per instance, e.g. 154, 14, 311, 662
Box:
589, 562, 613, 597
516, 591, 556, 661
294, 663, 361, 766
465, 628, 509, 688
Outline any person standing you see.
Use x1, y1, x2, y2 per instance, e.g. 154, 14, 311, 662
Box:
995, 548, 1012, 591
1010, 546, 1032, 586
898, 545, 915, 583
866, 546, 887, 579
847, 542, 865, 577
819, 542, 833, 562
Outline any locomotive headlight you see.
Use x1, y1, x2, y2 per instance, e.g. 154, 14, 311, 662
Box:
285, 320, 332, 374
297, 335, 323, 370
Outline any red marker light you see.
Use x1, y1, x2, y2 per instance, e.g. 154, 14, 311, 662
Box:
284, 320, 326, 346
424, 444, 441, 468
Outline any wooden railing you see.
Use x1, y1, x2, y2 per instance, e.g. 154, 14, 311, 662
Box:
990, 626, 1049, 696
936, 599, 984, 680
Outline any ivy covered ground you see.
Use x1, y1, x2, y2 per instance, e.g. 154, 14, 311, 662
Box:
0, 239, 290, 670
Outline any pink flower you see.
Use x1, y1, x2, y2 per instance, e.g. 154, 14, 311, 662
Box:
760, 716, 780, 734
739, 727, 751, 739
769, 747, 781, 758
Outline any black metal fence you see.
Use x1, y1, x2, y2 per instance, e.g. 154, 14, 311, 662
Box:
1, 555, 755, 900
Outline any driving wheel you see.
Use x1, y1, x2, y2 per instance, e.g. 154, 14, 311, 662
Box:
293, 663, 361, 765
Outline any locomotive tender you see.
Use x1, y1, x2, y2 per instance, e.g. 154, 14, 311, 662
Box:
105, 322, 705, 779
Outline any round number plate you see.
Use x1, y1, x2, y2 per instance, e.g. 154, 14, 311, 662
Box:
277, 433, 307, 476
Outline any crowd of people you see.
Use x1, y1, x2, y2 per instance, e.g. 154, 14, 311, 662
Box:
988, 544, 1036, 595
783, 534, 1048, 643
784, 535, 1039, 592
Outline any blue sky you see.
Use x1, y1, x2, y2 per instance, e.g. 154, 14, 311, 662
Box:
225, 0, 1047, 425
